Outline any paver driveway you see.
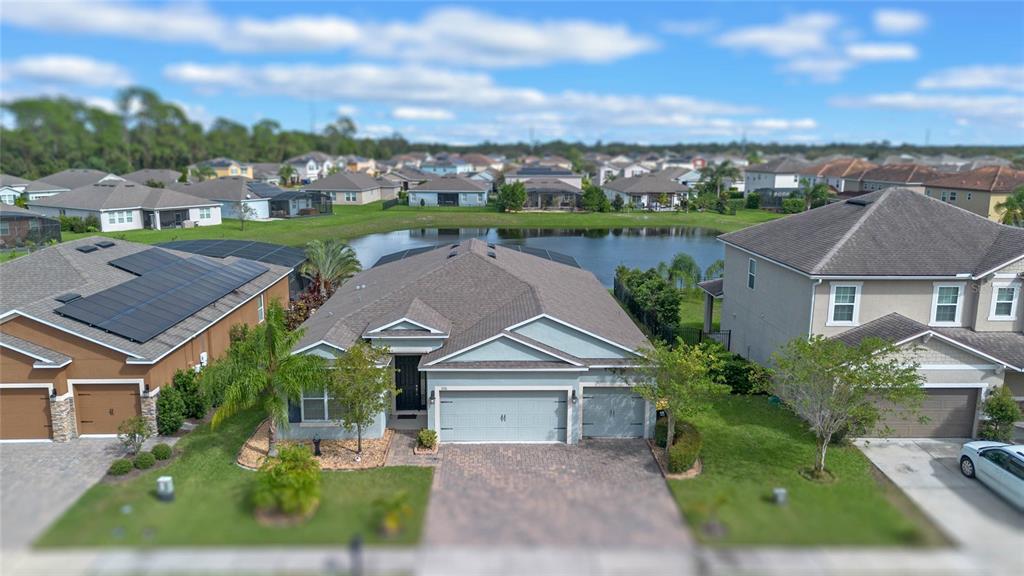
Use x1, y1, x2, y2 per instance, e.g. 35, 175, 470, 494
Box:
424, 440, 692, 549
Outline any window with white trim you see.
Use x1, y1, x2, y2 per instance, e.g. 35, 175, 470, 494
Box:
989, 282, 1020, 321
301, 388, 342, 421
747, 258, 757, 290
828, 283, 861, 326
126, 211, 133, 223
344, 192, 357, 202
199, 207, 211, 219
108, 212, 116, 224
931, 284, 963, 326
257, 293, 265, 323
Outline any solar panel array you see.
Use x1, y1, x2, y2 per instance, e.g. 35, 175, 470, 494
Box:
371, 242, 580, 269
109, 248, 185, 276
156, 240, 306, 269
56, 257, 268, 343
372, 245, 438, 267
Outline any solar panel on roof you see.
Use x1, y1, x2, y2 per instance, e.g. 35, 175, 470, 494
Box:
109, 248, 185, 276
56, 256, 268, 343
76, 245, 98, 253
54, 292, 81, 303
155, 239, 306, 269
371, 245, 439, 268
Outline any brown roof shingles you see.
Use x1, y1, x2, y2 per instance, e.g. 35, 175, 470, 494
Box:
925, 166, 1024, 193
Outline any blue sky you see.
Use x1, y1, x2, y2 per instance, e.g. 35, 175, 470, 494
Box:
1, 1, 1022, 145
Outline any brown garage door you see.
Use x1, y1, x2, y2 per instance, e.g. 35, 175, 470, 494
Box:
875, 388, 978, 437
0, 388, 53, 440
74, 384, 141, 435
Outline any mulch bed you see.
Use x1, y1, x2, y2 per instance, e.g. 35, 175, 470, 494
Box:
647, 439, 702, 480
237, 419, 395, 470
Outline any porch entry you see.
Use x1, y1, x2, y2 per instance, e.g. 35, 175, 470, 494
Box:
394, 355, 427, 412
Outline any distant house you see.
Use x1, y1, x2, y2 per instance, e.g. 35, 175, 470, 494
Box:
538, 155, 573, 170
122, 169, 184, 187
524, 179, 582, 210
660, 155, 707, 171
602, 173, 689, 209
381, 167, 435, 191
192, 158, 253, 179
0, 204, 61, 249
24, 169, 123, 201
620, 163, 650, 179
339, 155, 376, 174
596, 164, 619, 185
0, 174, 30, 205
924, 166, 1024, 222
28, 181, 221, 231
302, 172, 399, 205
504, 166, 583, 189
744, 157, 808, 198
462, 153, 500, 172
169, 177, 273, 220
251, 162, 284, 185
855, 164, 941, 194
799, 158, 877, 195
420, 159, 472, 176
408, 176, 489, 207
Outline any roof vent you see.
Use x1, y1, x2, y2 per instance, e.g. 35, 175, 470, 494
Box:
846, 198, 874, 206
487, 251, 496, 259
450, 243, 460, 248
487, 242, 496, 249
76, 245, 99, 253
54, 292, 82, 303
447, 251, 458, 259
95, 240, 115, 248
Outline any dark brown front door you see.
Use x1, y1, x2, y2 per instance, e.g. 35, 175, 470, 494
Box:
0, 388, 52, 439
75, 384, 141, 435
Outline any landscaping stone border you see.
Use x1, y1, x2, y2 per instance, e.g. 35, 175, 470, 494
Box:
237, 419, 396, 470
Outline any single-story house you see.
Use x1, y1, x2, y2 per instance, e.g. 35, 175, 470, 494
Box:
0, 204, 61, 249
0, 238, 290, 441
603, 173, 689, 209
289, 239, 653, 444
251, 163, 284, 185
24, 169, 124, 201
170, 177, 273, 220
122, 169, 184, 187
28, 181, 222, 231
408, 176, 489, 207
505, 166, 583, 189
301, 172, 399, 205
0, 174, 30, 205
524, 178, 582, 210
381, 167, 435, 191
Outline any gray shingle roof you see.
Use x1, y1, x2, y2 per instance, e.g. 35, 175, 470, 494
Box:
604, 173, 689, 194
719, 188, 1024, 277
746, 157, 809, 174
411, 176, 490, 193
697, 278, 724, 298
0, 174, 30, 188
295, 239, 648, 365
0, 332, 72, 367
524, 179, 582, 195
28, 181, 219, 211
36, 169, 118, 190
0, 237, 290, 362
169, 177, 280, 203
122, 169, 184, 186
301, 171, 395, 192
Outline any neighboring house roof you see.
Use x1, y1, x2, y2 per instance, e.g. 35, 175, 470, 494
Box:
0, 174, 30, 188
0, 237, 290, 363
294, 239, 649, 365
859, 164, 940, 184
523, 178, 582, 195
506, 166, 577, 178
411, 176, 490, 192
801, 158, 877, 179
302, 171, 395, 192
0, 204, 54, 219
122, 169, 183, 186
36, 169, 120, 190
251, 162, 284, 179
924, 166, 1024, 193
604, 173, 689, 194
718, 187, 1024, 277
833, 313, 1024, 371
289, 151, 333, 164
0, 331, 72, 368
386, 167, 436, 183
24, 179, 70, 194
170, 177, 279, 203
697, 278, 724, 299
746, 157, 809, 174
461, 153, 495, 166
196, 157, 248, 169
29, 181, 219, 211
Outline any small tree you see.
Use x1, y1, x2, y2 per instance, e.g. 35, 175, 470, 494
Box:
277, 164, 297, 185
611, 194, 624, 212
978, 385, 1021, 442
328, 340, 396, 456
236, 201, 257, 231
496, 181, 527, 212
630, 341, 729, 458
771, 335, 925, 479
117, 415, 152, 455
581, 182, 610, 212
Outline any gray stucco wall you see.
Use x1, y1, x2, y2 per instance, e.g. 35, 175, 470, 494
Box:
512, 317, 632, 358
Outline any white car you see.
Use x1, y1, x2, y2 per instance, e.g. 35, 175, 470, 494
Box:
959, 441, 1024, 510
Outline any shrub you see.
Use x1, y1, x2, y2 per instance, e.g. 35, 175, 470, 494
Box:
417, 429, 438, 449
151, 443, 173, 460
726, 199, 744, 215
712, 352, 771, 395
134, 451, 156, 470
655, 417, 692, 448
781, 198, 805, 214
745, 193, 761, 209
372, 491, 413, 537
173, 368, 208, 419
979, 386, 1021, 443
667, 421, 702, 473
611, 195, 624, 212
229, 323, 250, 345
156, 386, 185, 436
251, 445, 321, 516
117, 416, 151, 455
108, 459, 133, 476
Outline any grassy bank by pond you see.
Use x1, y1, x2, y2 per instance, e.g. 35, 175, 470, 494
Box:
63, 203, 781, 247
668, 395, 948, 547
37, 410, 432, 547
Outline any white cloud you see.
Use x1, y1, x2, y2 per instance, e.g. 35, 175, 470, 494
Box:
361, 124, 396, 137
783, 58, 857, 83
716, 12, 839, 58
336, 105, 358, 116
392, 106, 455, 121
845, 43, 918, 62
750, 118, 818, 131
0, 2, 653, 67
832, 92, 1024, 120
917, 65, 1024, 91
2, 54, 132, 87
873, 9, 928, 35
661, 19, 718, 38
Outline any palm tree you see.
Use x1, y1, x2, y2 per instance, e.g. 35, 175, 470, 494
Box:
190, 165, 216, 182
301, 239, 361, 297
278, 164, 297, 186
698, 160, 743, 200
796, 178, 833, 211
201, 301, 328, 455
667, 253, 702, 291
995, 186, 1024, 227
704, 259, 725, 281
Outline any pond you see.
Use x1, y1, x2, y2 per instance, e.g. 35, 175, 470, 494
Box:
346, 227, 724, 287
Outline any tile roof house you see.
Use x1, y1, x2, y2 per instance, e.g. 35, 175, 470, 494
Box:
799, 157, 877, 195
290, 239, 652, 443
924, 166, 1024, 222
602, 173, 690, 210
713, 187, 1024, 437
855, 164, 941, 194
407, 176, 490, 207
301, 172, 399, 205
27, 181, 222, 231
0, 238, 290, 441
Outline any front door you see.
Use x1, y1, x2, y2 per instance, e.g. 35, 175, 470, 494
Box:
394, 355, 425, 411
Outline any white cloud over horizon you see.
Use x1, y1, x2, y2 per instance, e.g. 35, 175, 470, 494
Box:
916, 65, 1024, 91
1, 54, 132, 87
874, 9, 928, 35
392, 106, 455, 121
831, 92, 1024, 120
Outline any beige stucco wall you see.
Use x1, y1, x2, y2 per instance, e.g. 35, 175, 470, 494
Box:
812, 279, 981, 335
922, 186, 1005, 220
972, 258, 1024, 332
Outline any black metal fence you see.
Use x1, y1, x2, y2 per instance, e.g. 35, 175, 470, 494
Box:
381, 198, 400, 210
613, 277, 731, 349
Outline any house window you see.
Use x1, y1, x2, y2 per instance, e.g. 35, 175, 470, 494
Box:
747, 259, 757, 290
199, 207, 211, 219
948, 191, 957, 202
229, 167, 239, 175
828, 283, 861, 326
301, 388, 342, 422
966, 192, 972, 201
125, 211, 133, 223
345, 192, 357, 202
117, 211, 125, 224
257, 293, 265, 323
931, 284, 964, 326
108, 212, 116, 224
0, 221, 8, 235
28, 219, 39, 231
989, 282, 1020, 321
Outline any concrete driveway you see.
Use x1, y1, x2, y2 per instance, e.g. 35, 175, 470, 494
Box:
424, 440, 692, 549
857, 438, 1024, 576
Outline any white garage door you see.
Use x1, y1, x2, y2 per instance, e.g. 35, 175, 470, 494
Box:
439, 390, 568, 442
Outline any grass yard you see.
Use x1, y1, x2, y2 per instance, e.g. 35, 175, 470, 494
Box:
63, 203, 781, 247
678, 290, 720, 331
37, 410, 433, 548
669, 396, 947, 547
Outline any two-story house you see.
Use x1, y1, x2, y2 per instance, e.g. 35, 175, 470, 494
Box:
710, 188, 1023, 437
799, 158, 877, 196
924, 166, 1024, 223
744, 157, 808, 198
853, 164, 940, 194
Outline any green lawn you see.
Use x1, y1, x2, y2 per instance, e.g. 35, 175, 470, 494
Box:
63, 203, 781, 247
37, 410, 433, 547
669, 396, 947, 547
679, 290, 720, 331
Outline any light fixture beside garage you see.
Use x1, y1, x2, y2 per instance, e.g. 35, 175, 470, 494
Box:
571, 390, 578, 404
429, 390, 435, 405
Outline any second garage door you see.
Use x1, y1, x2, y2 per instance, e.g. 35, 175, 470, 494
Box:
582, 387, 646, 438
0, 388, 52, 440
439, 390, 568, 442
74, 384, 141, 435
874, 388, 979, 437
